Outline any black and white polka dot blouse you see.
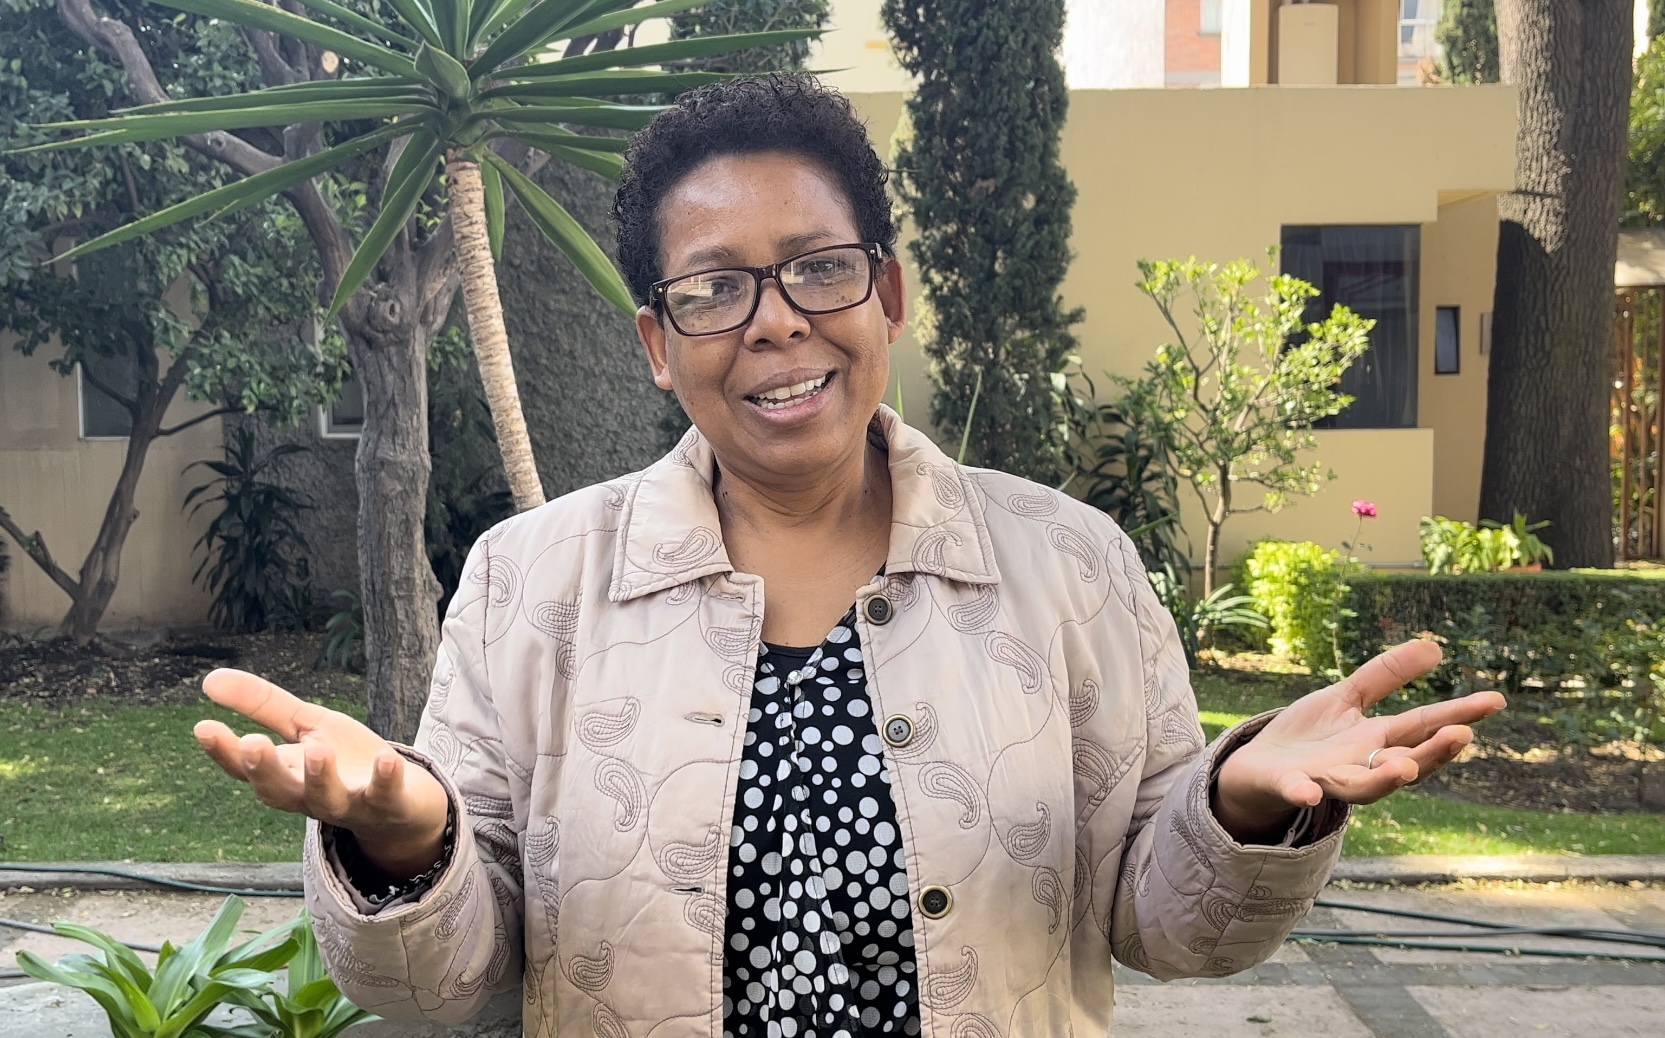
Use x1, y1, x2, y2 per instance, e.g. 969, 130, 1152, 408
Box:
722, 608, 922, 1038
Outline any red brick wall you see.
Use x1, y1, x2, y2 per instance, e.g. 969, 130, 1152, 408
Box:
1166, 0, 1222, 85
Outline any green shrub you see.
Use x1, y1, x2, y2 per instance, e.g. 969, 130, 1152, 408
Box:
1337, 570, 1665, 744
1420, 513, 1553, 574
1242, 540, 1348, 671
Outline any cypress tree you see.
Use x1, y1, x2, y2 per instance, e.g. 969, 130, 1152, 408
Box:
1438, 0, 1501, 84
670, 0, 831, 74
882, 0, 1083, 483
1653, 0, 1665, 42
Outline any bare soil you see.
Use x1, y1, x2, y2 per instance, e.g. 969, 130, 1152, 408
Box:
0, 631, 363, 707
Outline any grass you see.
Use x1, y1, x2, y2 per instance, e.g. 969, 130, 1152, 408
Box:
1192, 665, 1665, 857
3, 662, 1663, 862
0, 695, 362, 863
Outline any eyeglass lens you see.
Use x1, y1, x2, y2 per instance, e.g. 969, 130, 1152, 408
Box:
662, 246, 873, 335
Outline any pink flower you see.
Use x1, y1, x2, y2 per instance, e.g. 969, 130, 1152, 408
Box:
1351, 499, 1378, 518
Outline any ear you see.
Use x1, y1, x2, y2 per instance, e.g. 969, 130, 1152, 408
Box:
877, 254, 907, 345
636, 306, 674, 391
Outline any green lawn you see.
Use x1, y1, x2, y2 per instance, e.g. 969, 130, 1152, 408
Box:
3, 665, 1663, 861
1192, 666, 1665, 857
0, 696, 362, 863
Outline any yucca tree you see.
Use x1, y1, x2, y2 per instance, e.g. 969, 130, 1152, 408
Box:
28, 0, 815, 511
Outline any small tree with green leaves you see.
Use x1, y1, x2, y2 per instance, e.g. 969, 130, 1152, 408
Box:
669, 0, 829, 73
1437, 0, 1499, 85
1116, 256, 1374, 594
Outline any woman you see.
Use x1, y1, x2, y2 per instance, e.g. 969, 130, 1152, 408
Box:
193, 76, 1504, 1038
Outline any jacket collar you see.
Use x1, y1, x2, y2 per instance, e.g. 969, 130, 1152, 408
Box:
610, 405, 1000, 602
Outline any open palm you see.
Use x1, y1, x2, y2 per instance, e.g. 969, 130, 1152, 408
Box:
1215, 640, 1507, 828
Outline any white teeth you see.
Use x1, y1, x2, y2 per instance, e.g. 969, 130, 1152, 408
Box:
751, 374, 829, 408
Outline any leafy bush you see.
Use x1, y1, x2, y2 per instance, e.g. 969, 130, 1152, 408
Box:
1420, 513, 1554, 574
1338, 570, 1665, 745
1241, 540, 1349, 671
186, 428, 313, 633
320, 589, 364, 673
1073, 392, 1190, 579
14, 896, 375, 1038
1147, 564, 1268, 668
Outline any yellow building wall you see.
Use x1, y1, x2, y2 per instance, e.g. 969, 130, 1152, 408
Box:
1420, 193, 1500, 525
849, 84, 1517, 570
0, 335, 221, 631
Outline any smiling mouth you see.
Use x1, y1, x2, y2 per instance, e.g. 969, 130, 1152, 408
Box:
745, 372, 833, 410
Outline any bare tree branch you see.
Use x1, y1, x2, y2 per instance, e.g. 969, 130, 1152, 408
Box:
158, 406, 239, 438
0, 506, 83, 600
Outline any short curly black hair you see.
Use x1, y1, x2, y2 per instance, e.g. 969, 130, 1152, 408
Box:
612, 74, 897, 307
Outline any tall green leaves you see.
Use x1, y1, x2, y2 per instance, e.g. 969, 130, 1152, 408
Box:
883, 0, 1083, 484
1436, 0, 1499, 85
23, 0, 820, 318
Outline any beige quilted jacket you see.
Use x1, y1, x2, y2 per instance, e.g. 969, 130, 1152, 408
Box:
303, 406, 1347, 1037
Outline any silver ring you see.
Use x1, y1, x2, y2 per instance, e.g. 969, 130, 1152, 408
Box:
1366, 748, 1384, 769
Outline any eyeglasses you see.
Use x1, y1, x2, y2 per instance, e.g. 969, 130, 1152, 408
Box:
650, 242, 886, 337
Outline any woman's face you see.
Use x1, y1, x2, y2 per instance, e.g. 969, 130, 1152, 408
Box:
636, 150, 905, 484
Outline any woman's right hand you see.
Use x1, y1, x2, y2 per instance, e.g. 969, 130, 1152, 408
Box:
193, 669, 450, 877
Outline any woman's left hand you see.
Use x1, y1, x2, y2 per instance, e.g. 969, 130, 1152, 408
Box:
1211, 639, 1506, 843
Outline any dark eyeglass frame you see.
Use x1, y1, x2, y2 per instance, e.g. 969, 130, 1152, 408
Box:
649, 242, 888, 337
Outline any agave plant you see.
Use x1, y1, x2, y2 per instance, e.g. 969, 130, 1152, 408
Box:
13, 896, 315, 1038
23, 0, 816, 511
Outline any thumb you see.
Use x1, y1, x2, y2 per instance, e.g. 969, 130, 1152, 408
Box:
1271, 770, 1324, 809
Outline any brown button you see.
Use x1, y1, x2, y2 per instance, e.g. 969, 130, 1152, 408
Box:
863, 595, 893, 625
918, 885, 953, 919
882, 714, 914, 748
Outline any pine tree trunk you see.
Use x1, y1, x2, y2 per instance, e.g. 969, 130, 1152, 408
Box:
1480, 0, 1630, 568
345, 305, 444, 746
448, 156, 546, 513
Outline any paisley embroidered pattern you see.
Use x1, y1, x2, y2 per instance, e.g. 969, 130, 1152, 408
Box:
1001, 802, 1051, 863
525, 815, 560, 869
594, 758, 645, 831
1047, 523, 1100, 581
1006, 490, 1058, 519
652, 527, 719, 568
920, 946, 979, 1010
950, 1014, 1002, 1038
1068, 677, 1100, 728
564, 942, 615, 994
912, 528, 964, 572
1032, 866, 1065, 933
593, 1003, 630, 1038
681, 891, 724, 936
923, 463, 965, 508
576, 698, 642, 752
888, 702, 938, 760
947, 585, 1000, 634
655, 824, 724, 883
920, 761, 983, 828
985, 632, 1046, 694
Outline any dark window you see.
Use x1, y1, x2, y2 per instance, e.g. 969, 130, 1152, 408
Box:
320, 376, 364, 437
1281, 224, 1421, 429
79, 351, 138, 439
1434, 306, 1460, 374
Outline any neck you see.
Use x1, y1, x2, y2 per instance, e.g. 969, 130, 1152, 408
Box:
712, 435, 890, 544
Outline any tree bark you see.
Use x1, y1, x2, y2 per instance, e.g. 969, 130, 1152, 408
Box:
339, 251, 455, 745
447, 157, 545, 512
1481, 0, 1631, 568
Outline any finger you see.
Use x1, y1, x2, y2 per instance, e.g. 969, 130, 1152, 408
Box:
202, 669, 328, 743
1383, 691, 1506, 746
1320, 756, 1419, 805
302, 740, 354, 825
193, 719, 249, 783
239, 733, 305, 812
1270, 770, 1324, 809
1398, 725, 1476, 782
1336, 640, 1445, 712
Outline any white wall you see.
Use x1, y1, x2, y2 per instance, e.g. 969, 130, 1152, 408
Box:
1065, 0, 1165, 89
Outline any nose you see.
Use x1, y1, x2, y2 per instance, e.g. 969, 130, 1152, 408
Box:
743, 276, 812, 349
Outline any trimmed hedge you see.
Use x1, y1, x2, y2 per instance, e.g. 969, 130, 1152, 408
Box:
1338, 570, 1665, 712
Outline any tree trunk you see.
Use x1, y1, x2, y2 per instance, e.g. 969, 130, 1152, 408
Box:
1481, 0, 1630, 568
448, 156, 546, 513
344, 299, 445, 745
60, 414, 161, 642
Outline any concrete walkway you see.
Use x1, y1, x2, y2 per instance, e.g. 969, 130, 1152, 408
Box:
1, 872, 1663, 1037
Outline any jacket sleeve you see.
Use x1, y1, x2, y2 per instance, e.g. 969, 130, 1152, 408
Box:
303, 537, 526, 1023
1104, 554, 1348, 981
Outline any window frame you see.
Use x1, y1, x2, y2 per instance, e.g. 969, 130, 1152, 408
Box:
1199, 0, 1223, 36
76, 358, 136, 442
317, 375, 365, 440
